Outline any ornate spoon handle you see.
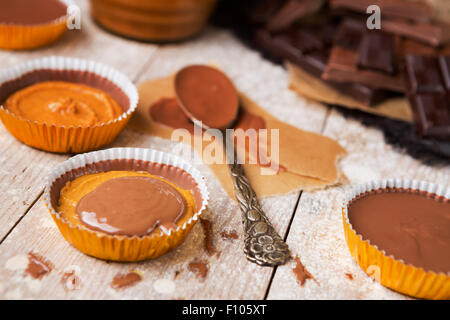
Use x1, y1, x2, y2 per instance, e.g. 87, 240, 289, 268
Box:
228, 160, 291, 267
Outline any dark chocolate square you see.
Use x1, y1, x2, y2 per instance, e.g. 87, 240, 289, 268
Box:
405, 55, 445, 93
438, 56, 450, 91
410, 93, 450, 139
358, 32, 395, 74
333, 19, 365, 51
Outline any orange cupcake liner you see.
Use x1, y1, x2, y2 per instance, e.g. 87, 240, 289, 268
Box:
44, 148, 209, 262
342, 179, 450, 300
0, 19, 67, 50
0, 0, 73, 50
0, 56, 138, 153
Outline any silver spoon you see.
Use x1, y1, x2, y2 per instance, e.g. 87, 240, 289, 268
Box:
174, 65, 290, 266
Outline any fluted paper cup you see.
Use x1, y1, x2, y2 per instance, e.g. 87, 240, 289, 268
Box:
44, 147, 209, 261
342, 179, 450, 299
0, 0, 73, 50
0, 56, 138, 153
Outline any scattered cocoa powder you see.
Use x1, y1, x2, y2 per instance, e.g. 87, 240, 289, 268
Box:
345, 273, 354, 281
188, 260, 208, 280
111, 271, 142, 290
200, 218, 215, 256
221, 230, 239, 240
25, 252, 53, 280
292, 255, 316, 287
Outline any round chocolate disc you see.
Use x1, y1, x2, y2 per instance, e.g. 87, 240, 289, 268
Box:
348, 189, 450, 274
174, 65, 239, 130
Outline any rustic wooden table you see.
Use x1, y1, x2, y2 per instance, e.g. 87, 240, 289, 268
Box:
0, 0, 448, 300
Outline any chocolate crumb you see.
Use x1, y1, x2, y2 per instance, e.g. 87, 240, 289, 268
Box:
292, 255, 315, 287
25, 252, 53, 280
111, 271, 142, 290
188, 260, 208, 280
200, 218, 215, 256
61, 271, 81, 291
345, 273, 354, 281
221, 230, 239, 240
174, 269, 184, 280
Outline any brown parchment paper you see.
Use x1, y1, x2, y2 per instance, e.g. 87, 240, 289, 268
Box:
128, 74, 346, 199
287, 62, 414, 123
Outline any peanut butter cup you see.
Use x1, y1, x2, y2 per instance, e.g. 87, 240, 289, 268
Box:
0, 0, 70, 49
59, 172, 192, 237
342, 179, 450, 299
45, 148, 209, 262
348, 189, 449, 274
0, 56, 138, 153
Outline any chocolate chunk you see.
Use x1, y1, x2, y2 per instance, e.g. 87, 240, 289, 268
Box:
358, 32, 395, 74
333, 19, 365, 51
409, 93, 450, 139
250, 0, 286, 24
275, 28, 324, 54
404, 54, 450, 140
324, 46, 405, 92
266, 0, 325, 32
405, 55, 445, 93
330, 0, 433, 23
324, 19, 406, 92
439, 56, 450, 90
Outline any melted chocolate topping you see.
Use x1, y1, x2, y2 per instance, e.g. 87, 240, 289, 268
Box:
0, 0, 67, 25
76, 176, 186, 237
348, 189, 450, 274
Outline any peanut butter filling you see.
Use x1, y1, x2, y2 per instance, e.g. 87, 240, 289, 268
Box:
57, 171, 196, 237
5, 81, 123, 127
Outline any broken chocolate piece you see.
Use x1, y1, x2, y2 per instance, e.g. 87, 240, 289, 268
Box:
404, 54, 450, 140
267, 0, 325, 32
358, 32, 395, 74
324, 46, 405, 92
324, 20, 405, 92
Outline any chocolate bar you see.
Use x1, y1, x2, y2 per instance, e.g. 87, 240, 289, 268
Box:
323, 20, 405, 92
266, 0, 325, 32
358, 32, 395, 74
254, 27, 387, 106
250, 0, 286, 24
382, 19, 450, 48
330, 0, 433, 23
405, 55, 450, 140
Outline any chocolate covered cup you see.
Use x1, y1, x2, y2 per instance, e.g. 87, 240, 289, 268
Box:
44, 147, 209, 261
0, 0, 73, 50
0, 56, 138, 153
342, 179, 450, 299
